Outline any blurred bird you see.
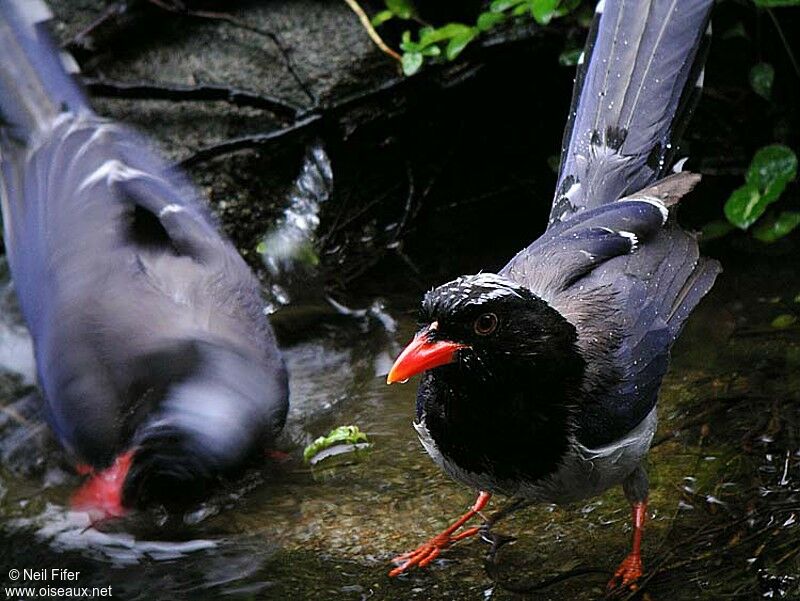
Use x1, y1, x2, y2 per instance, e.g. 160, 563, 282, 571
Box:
386, 0, 719, 589
0, 0, 288, 514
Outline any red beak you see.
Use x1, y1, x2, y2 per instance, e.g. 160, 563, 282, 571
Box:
71, 450, 135, 519
387, 323, 466, 384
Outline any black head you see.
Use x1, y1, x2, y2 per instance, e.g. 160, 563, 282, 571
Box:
122, 342, 289, 509
387, 273, 586, 485
70, 341, 288, 515
389, 273, 582, 384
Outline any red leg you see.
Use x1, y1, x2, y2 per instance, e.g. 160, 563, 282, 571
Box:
389, 491, 491, 577
608, 499, 647, 591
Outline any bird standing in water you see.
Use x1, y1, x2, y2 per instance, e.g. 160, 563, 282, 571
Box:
0, 0, 288, 513
387, 0, 718, 589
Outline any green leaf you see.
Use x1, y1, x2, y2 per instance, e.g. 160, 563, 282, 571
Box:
794, 292, 800, 304
701, 219, 736, 242
753, 211, 800, 242
490, 0, 527, 12
401, 51, 423, 75
530, 0, 560, 24
558, 47, 582, 66
753, 0, 800, 6
419, 23, 475, 48
400, 30, 419, 52
771, 314, 798, 329
421, 45, 441, 57
746, 144, 798, 194
446, 28, 478, 60
371, 10, 395, 27
749, 62, 775, 100
255, 240, 267, 255
385, 0, 416, 19
724, 183, 766, 229
303, 426, 370, 464
725, 145, 798, 230
477, 11, 506, 31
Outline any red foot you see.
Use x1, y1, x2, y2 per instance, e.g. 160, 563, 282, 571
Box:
389, 526, 480, 577
389, 491, 490, 577
607, 551, 643, 591
608, 499, 647, 591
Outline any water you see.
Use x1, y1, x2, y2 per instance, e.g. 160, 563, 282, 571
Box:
0, 252, 798, 600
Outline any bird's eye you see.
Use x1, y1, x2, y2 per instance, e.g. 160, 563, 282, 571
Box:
474, 313, 498, 336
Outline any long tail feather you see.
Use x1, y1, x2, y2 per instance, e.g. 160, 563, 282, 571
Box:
0, 0, 90, 141
550, 0, 713, 225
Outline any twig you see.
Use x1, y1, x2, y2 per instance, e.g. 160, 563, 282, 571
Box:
260, 31, 317, 104
66, 0, 317, 104
177, 115, 322, 169
342, 0, 402, 62
65, 1, 133, 53
84, 78, 302, 120
146, 1, 318, 102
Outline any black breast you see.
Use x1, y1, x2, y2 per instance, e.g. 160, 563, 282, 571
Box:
417, 361, 580, 485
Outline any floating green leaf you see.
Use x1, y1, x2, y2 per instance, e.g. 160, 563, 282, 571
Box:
749, 63, 775, 99
771, 314, 798, 329
303, 426, 371, 464
753, 211, 800, 242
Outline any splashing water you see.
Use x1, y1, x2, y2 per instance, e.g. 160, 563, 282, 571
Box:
259, 143, 333, 310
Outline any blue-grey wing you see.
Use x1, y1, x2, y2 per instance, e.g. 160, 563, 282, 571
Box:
2, 116, 229, 329
502, 183, 720, 446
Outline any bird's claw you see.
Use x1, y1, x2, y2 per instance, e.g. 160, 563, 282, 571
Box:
389, 526, 480, 576
607, 552, 643, 591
